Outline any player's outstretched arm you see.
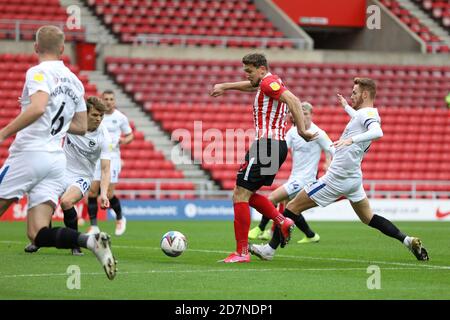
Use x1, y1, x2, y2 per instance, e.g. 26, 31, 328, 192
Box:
333, 122, 383, 148
0, 91, 48, 144
68, 111, 87, 135
337, 94, 357, 117
280, 90, 318, 142
99, 159, 111, 209
210, 81, 257, 97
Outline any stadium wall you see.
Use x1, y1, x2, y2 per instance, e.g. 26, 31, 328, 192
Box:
0, 40, 75, 61
253, 0, 314, 48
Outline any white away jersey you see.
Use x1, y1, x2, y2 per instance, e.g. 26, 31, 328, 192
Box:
328, 107, 381, 178
286, 122, 334, 183
9, 60, 87, 154
101, 109, 132, 158
64, 123, 112, 179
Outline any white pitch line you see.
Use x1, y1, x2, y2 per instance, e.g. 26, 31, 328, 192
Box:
113, 245, 450, 270
2, 241, 450, 271
0, 266, 440, 279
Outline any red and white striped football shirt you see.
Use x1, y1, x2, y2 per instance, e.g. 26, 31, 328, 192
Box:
252, 73, 288, 140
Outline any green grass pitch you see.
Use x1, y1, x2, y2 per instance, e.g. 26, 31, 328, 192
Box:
0, 220, 449, 300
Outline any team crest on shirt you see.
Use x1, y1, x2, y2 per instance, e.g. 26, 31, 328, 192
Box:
269, 82, 280, 91
33, 73, 44, 82
89, 140, 96, 147
112, 120, 117, 124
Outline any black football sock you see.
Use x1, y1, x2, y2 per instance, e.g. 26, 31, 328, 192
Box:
109, 196, 123, 220
294, 214, 315, 238
258, 216, 270, 231
34, 227, 80, 249
63, 207, 78, 231
283, 208, 315, 238
368, 214, 406, 242
283, 209, 316, 238
87, 197, 98, 226
269, 226, 282, 250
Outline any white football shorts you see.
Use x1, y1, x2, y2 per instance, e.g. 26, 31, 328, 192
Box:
93, 157, 121, 183
282, 177, 309, 200
64, 175, 91, 196
0, 151, 66, 209
303, 172, 367, 207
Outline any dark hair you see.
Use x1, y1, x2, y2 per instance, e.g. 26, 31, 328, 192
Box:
354, 78, 376, 100
86, 96, 107, 113
242, 53, 268, 69
102, 90, 114, 96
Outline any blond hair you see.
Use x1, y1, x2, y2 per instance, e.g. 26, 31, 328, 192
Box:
86, 96, 107, 113
354, 77, 376, 100
35, 25, 64, 55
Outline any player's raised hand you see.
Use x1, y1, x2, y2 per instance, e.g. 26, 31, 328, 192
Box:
100, 195, 110, 209
337, 94, 349, 108
210, 84, 226, 97
333, 138, 353, 148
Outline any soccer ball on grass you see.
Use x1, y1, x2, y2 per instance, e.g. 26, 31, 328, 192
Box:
160, 231, 187, 257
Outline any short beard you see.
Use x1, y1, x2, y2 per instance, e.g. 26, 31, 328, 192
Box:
353, 96, 364, 109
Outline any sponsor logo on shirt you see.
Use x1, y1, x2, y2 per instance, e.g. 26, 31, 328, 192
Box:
269, 82, 280, 91
33, 73, 44, 82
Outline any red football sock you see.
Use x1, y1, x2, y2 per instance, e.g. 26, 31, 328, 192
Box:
278, 202, 285, 215
233, 202, 250, 255
249, 193, 285, 225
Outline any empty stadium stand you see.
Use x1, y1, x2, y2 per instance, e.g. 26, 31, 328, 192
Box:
84, 0, 298, 48
380, 0, 449, 53
106, 57, 450, 109
105, 57, 450, 198
413, 0, 450, 32
0, 0, 85, 41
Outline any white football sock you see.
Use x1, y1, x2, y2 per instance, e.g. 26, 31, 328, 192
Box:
403, 236, 412, 248
87, 235, 96, 251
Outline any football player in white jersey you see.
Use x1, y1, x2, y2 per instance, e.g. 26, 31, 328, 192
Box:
0, 26, 117, 279
87, 90, 134, 236
248, 102, 334, 243
24, 96, 113, 256
250, 78, 429, 261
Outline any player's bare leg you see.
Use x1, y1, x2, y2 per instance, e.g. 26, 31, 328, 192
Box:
351, 198, 429, 261
27, 202, 54, 241
60, 186, 84, 255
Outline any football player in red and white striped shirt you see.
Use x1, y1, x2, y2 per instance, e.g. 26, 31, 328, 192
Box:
211, 53, 317, 263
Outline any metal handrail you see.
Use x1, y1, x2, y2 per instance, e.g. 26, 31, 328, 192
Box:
133, 33, 309, 49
